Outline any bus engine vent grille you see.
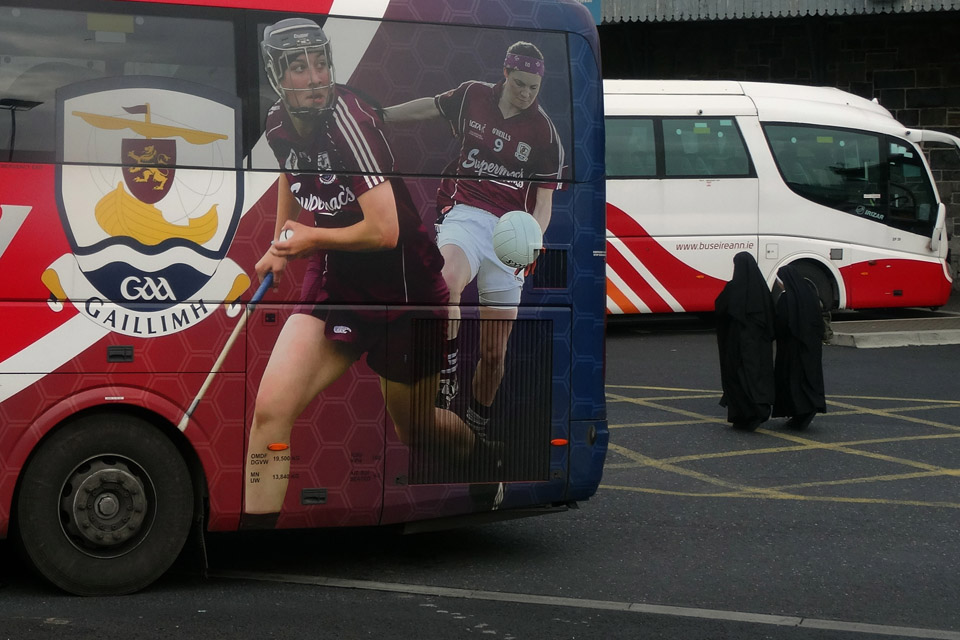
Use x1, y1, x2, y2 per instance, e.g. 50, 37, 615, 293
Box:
531, 248, 567, 289
409, 318, 553, 485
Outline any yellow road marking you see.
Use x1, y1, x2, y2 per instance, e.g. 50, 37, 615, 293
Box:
617, 432, 960, 467
607, 385, 960, 406
829, 394, 960, 405
604, 386, 960, 510
599, 484, 960, 509
610, 419, 716, 429
770, 470, 957, 491
606, 443, 794, 498
825, 399, 960, 432
607, 384, 721, 392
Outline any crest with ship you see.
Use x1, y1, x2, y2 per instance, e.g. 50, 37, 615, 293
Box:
73, 102, 226, 247
47, 80, 249, 334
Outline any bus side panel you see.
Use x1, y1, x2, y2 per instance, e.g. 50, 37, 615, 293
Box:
840, 258, 953, 309
566, 31, 606, 426
606, 201, 731, 314
244, 304, 387, 530
0, 364, 246, 537
606, 172, 759, 315
381, 307, 570, 523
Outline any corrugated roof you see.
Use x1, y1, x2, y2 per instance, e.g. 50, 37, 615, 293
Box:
604, 0, 960, 23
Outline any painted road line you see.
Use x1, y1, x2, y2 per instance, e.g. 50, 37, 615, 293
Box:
208, 570, 960, 639
601, 483, 960, 509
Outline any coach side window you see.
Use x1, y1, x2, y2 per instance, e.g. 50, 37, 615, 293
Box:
886, 139, 937, 235
605, 117, 655, 177
767, 125, 882, 218
765, 124, 937, 235
0, 5, 235, 163
662, 118, 751, 178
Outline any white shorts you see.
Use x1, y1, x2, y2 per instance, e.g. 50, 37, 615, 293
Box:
436, 204, 523, 307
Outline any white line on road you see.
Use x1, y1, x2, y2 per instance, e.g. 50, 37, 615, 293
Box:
208, 570, 960, 639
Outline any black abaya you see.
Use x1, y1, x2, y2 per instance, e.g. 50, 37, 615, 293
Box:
715, 252, 776, 430
772, 265, 827, 429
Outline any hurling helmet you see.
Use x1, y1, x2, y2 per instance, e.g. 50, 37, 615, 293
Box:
261, 18, 336, 116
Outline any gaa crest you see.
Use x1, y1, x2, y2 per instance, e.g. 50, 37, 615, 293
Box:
515, 141, 531, 162
45, 77, 249, 337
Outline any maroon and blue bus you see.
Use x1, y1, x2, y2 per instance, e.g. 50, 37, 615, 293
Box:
0, 0, 607, 594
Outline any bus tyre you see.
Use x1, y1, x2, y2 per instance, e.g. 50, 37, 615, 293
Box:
793, 262, 836, 312
16, 414, 193, 596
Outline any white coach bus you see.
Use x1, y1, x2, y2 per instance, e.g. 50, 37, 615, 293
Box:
604, 79, 958, 315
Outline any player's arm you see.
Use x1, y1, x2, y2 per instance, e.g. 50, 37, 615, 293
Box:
382, 97, 441, 123
255, 173, 300, 284
272, 181, 399, 256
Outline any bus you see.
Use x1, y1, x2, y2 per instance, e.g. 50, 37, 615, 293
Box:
0, 0, 607, 595
604, 79, 958, 315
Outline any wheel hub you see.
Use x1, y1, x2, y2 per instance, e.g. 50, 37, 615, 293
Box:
62, 459, 149, 550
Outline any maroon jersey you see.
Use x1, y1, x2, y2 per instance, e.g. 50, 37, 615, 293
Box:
264, 86, 446, 307
434, 80, 565, 217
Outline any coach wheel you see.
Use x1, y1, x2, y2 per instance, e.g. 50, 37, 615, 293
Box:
16, 413, 193, 596
792, 262, 836, 312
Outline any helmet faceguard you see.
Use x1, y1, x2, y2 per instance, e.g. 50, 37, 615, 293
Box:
261, 18, 336, 117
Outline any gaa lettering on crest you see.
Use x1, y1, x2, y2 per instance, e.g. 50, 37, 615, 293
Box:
120, 276, 176, 301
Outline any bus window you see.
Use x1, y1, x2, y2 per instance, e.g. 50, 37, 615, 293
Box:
605, 117, 655, 177
251, 17, 573, 180
887, 141, 937, 234
766, 124, 937, 235
662, 118, 750, 177
0, 5, 235, 163
766, 124, 879, 215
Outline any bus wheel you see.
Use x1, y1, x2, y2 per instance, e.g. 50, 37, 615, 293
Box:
793, 262, 836, 312
16, 413, 193, 596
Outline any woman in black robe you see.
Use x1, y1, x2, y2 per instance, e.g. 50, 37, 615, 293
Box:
715, 252, 776, 431
772, 265, 827, 430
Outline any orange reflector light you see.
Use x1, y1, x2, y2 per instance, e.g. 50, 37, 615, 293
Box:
267, 443, 289, 451
550, 438, 569, 446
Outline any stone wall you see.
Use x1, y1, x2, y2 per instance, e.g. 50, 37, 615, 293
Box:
599, 11, 960, 290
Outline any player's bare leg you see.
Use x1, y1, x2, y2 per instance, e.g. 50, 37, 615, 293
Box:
474, 306, 516, 405
381, 374, 476, 459
437, 244, 473, 409
244, 314, 358, 519
464, 305, 516, 438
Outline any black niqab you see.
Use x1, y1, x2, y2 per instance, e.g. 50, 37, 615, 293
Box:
715, 252, 776, 429
772, 265, 827, 423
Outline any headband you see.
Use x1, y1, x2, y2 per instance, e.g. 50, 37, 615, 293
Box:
504, 53, 544, 76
